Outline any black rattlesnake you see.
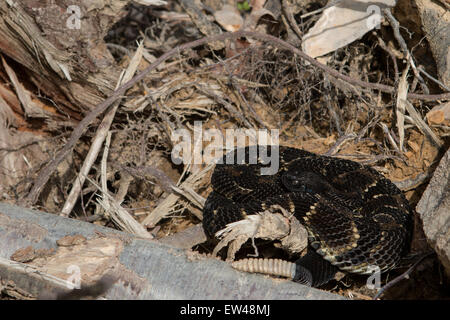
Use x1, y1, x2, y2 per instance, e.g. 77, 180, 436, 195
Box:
203, 145, 414, 287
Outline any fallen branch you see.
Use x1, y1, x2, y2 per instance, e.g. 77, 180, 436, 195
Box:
22, 30, 450, 206
281, 0, 303, 41
373, 251, 435, 300
403, 99, 444, 148
115, 163, 176, 194
384, 9, 429, 94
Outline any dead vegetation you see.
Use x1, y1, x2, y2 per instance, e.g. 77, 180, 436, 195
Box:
0, 0, 449, 299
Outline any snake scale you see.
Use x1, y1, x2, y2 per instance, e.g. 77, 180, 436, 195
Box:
203, 145, 414, 287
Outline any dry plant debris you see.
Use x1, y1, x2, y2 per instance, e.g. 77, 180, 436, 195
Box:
0, 0, 449, 299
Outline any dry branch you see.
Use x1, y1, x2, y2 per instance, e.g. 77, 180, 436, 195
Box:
396, 66, 409, 152
403, 99, 444, 148
21, 30, 450, 206
384, 9, 429, 94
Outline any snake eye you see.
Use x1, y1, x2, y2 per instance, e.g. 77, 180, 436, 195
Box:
282, 171, 330, 194
282, 172, 303, 191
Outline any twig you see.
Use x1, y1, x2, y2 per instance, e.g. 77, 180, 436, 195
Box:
358, 154, 401, 165
325, 134, 357, 156
100, 131, 111, 200
86, 176, 152, 238
403, 99, 444, 148
299, 0, 342, 19
373, 251, 435, 299
115, 163, 176, 194
376, 35, 399, 83
324, 78, 343, 136
380, 122, 400, 152
230, 80, 268, 129
141, 162, 211, 227
92, 130, 112, 219
280, 101, 314, 136
417, 66, 450, 91
383, 9, 430, 94
396, 65, 410, 152
0, 138, 39, 152
356, 114, 381, 141
106, 43, 131, 58
196, 50, 248, 72
435, 0, 450, 10
194, 83, 253, 128
22, 31, 450, 206
393, 171, 431, 191
281, 0, 303, 41
60, 43, 144, 217
178, 0, 223, 50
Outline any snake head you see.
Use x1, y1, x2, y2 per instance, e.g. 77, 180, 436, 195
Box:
281, 171, 330, 194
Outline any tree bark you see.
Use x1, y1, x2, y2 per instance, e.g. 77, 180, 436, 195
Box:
0, 0, 129, 120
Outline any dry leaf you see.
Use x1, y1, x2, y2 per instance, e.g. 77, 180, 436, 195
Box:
246, 8, 276, 30
250, 0, 267, 11
214, 5, 243, 32
302, 0, 396, 58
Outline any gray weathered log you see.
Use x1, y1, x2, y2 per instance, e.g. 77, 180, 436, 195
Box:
0, 202, 344, 299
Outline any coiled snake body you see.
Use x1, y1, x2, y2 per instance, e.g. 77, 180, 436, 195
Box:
203, 146, 414, 287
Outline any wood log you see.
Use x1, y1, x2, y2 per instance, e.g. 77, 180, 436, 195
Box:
0, 202, 343, 299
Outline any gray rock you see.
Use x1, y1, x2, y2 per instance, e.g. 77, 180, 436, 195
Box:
416, 147, 450, 278
415, 0, 450, 87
